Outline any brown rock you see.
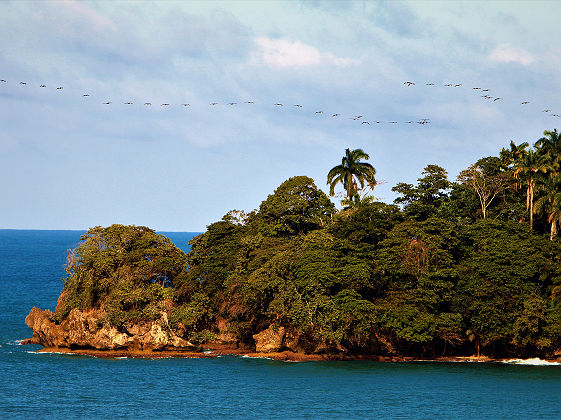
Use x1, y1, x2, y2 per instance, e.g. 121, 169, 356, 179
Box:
253, 325, 285, 353
24, 307, 200, 353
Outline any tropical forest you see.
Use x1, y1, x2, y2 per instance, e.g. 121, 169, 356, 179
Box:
53, 128, 561, 359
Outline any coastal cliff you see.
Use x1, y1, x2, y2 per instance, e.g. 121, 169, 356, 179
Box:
23, 306, 200, 353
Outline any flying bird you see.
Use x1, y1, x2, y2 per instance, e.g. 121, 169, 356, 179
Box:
83, 94, 90, 97
124, 102, 133, 104
454, 84, 462, 87
315, 111, 323, 114
543, 109, 551, 112
521, 101, 529, 104
274, 103, 283, 106
0, 79, 5, 82
210, 102, 218, 106
390, 121, 398, 124
444, 83, 453, 86
362, 121, 370, 125
227, 102, 237, 105
473, 87, 481, 90
144, 102, 152, 106
56, 87, 63, 90
332, 114, 340, 117
425, 83, 434, 86
161, 103, 169, 106
19, 82, 26, 85
40, 85, 46, 88
182, 103, 190, 106
103, 102, 111, 105
404, 81, 415, 86
493, 97, 502, 101
294, 104, 302, 107
481, 89, 489, 92
246, 101, 254, 104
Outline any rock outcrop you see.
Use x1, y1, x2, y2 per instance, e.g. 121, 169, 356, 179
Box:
253, 325, 286, 352
23, 307, 200, 353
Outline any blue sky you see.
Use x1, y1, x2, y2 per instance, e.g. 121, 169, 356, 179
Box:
1, 0, 560, 231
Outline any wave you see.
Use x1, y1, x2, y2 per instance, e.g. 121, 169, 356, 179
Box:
498, 358, 561, 366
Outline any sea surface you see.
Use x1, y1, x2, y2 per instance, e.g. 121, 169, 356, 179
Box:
2, 229, 561, 419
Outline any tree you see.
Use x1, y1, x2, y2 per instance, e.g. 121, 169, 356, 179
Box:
327, 148, 376, 199
514, 149, 548, 232
256, 176, 335, 237
534, 173, 561, 240
535, 129, 561, 173
392, 164, 450, 220
500, 140, 529, 167
458, 157, 512, 219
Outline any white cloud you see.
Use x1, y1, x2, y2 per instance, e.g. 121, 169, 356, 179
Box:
252, 37, 360, 68
488, 43, 535, 65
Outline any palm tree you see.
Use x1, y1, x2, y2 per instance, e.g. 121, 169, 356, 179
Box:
327, 148, 376, 199
340, 192, 375, 210
535, 129, 561, 174
514, 149, 548, 232
500, 140, 529, 167
534, 173, 561, 240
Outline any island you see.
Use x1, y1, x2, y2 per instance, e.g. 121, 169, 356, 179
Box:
24, 131, 561, 361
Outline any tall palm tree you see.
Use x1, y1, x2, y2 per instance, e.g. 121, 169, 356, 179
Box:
514, 149, 548, 232
327, 148, 376, 199
500, 140, 529, 167
534, 173, 561, 240
535, 129, 561, 174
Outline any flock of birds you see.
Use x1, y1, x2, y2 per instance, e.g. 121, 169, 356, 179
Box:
0, 78, 432, 126
403, 81, 561, 118
2, 77, 559, 125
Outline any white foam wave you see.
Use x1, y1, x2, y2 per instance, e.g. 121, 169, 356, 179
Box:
499, 358, 561, 366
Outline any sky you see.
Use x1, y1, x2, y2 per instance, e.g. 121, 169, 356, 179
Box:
1, 0, 560, 231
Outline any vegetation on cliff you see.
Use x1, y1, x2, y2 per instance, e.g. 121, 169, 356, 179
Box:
52, 129, 561, 359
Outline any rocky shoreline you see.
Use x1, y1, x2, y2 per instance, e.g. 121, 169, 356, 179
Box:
23, 306, 561, 363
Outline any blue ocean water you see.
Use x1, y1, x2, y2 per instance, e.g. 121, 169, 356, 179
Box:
1, 230, 561, 419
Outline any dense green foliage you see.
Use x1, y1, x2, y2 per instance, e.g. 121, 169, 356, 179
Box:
57, 129, 561, 358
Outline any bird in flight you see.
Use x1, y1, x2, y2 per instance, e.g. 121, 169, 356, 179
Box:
124, 102, 133, 105
40, 84, 46, 88
144, 102, 152, 106
426, 83, 434, 86
444, 83, 453, 87
294, 104, 302, 107
521, 101, 529, 104
482, 95, 492, 99
454, 84, 462, 87
404, 81, 415, 86
362, 121, 370, 125
227, 102, 237, 105
246, 101, 254, 104
315, 111, 323, 114
481, 89, 489, 92
19, 82, 26, 85
182, 103, 190, 106
0, 79, 5, 82
332, 114, 340, 117
161, 103, 169, 106
56, 87, 63, 90
83, 94, 90, 97
473, 87, 481, 90
274, 103, 283, 106
103, 102, 111, 105
389, 121, 397, 124
493, 97, 502, 101
210, 102, 218, 106
543, 109, 551, 112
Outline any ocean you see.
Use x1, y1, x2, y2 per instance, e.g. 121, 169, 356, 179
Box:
1, 229, 561, 419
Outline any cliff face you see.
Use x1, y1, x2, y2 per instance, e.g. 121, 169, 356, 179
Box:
23, 307, 200, 353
